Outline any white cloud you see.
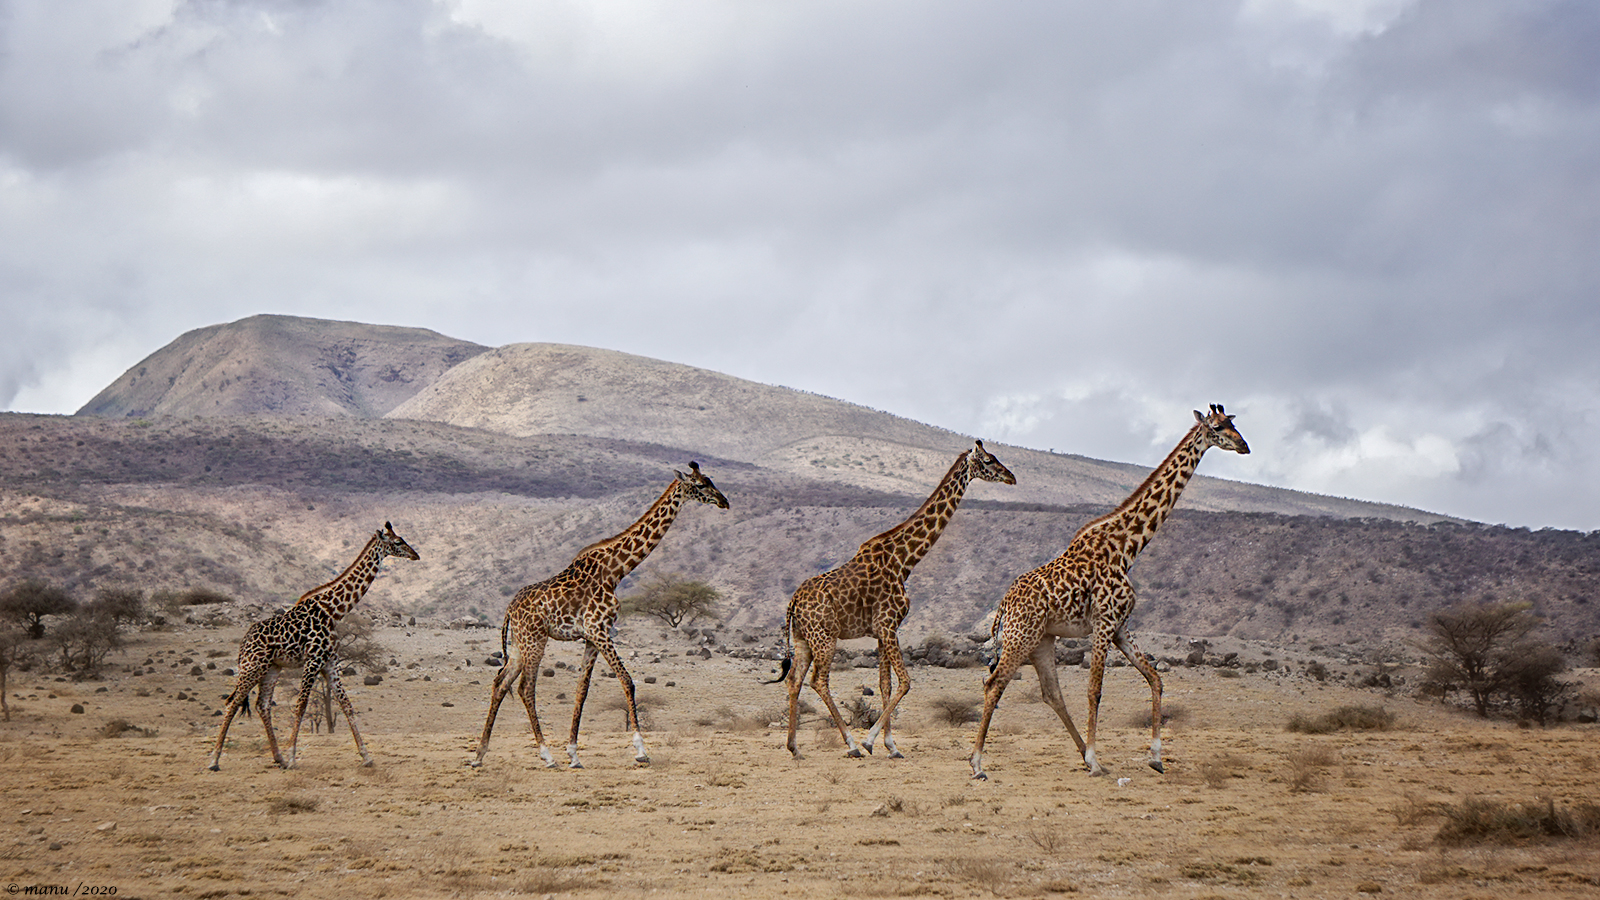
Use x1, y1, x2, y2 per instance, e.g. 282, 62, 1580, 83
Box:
2, 0, 1598, 529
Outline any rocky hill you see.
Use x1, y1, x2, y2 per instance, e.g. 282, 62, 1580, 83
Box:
76, 314, 486, 418
2, 315, 1592, 654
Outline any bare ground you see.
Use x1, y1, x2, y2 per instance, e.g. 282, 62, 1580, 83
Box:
2, 622, 1596, 900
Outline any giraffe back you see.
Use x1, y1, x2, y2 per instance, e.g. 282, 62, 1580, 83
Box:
790, 553, 911, 642
504, 557, 615, 643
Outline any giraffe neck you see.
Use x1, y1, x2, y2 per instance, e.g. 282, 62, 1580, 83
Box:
574, 481, 689, 591
863, 451, 974, 582
1085, 424, 1210, 563
296, 533, 387, 621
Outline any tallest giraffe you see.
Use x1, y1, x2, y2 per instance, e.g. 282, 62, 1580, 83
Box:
970, 405, 1249, 779
772, 440, 1015, 759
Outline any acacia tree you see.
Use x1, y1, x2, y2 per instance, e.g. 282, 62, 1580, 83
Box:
89, 587, 145, 626
621, 573, 722, 628
0, 580, 78, 639
1500, 642, 1573, 726
1418, 601, 1537, 718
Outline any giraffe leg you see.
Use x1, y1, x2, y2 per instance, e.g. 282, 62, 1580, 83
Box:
565, 644, 600, 768
282, 663, 321, 770
784, 640, 814, 759
970, 633, 1031, 780
472, 657, 517, 768
1114, 629, 1166, 773
258, 668, 286, 768
806, 639, 866, 758
208, 663, 266, 771
474, 634, 551, 768
1082, 635, 1112, 777
595, 640, 650, 764
864, 635, 911, 759
324, 663, 373, 767
1030, 639, 1089, 762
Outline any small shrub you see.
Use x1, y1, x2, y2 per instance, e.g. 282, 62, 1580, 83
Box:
266, 794, 321, 816
928, 695, 978, 726
98, 719, 158, 738
1127, 702, 1187, 729
1287, 705, 1394, 734
1286, 747, 1339, 794
1434, 797, 1600, 846
942, 857, 1012, 891
1198, 752, 1249, 788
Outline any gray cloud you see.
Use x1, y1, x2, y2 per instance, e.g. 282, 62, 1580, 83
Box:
3, 0, 1598, 529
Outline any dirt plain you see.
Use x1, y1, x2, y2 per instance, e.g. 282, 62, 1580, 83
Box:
1, 620, 1596, 900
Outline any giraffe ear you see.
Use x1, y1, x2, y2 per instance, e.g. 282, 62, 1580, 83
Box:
1194, 410, 1205, 423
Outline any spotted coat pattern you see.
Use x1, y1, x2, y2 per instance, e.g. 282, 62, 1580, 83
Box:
473, 462, 729, 769
208, 522, 421, 771
970, 406, 1249, 779
773, 441, 1015, 759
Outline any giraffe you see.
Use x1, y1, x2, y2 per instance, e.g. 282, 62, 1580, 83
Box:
969, 405, 1249, 779
472, 462, 729, 769
208, 522, 421, 771
768, 440, 1015, 759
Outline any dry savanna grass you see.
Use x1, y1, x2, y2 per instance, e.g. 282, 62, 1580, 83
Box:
1, 622, 1596, 899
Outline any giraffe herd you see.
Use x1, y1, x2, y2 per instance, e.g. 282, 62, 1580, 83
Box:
210, 406, 1249, 782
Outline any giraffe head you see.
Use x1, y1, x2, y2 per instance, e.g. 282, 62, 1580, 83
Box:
375, 521, 422, 560
967, 440, 1018, 484
1193, 404, 1250, 455
674, 461, 731, 509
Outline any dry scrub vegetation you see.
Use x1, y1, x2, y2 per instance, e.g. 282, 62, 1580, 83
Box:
0, 620, 1595, 899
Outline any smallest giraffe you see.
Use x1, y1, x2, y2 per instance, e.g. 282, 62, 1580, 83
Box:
208, 522, 420, 771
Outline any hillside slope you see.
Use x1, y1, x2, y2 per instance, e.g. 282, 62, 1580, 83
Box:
387, 341, 1435, 521
77, 314, 487, 418
4, 412, 1596, 649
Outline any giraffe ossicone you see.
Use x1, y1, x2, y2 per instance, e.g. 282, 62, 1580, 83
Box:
769, 440, 1015, 760
472, 462, 729, 770
207, 522, 421, 771
969, 405, 1248, 780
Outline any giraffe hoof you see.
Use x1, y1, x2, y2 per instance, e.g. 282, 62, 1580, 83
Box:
634, 756, 651, 766
1148, 760, 1165, 774
846, 748, 865, 759
207, 764, 220, 772
972, 772, 988, 781
888, 750, 906, 760
361, 759, 374, 768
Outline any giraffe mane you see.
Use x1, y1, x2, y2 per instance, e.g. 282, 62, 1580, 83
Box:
295, 529, 382, 604
859, 449, 970, 551
572, 477, 681, 559
1076, 421, 1206, 535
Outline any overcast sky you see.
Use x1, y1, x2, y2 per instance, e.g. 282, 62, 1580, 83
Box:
2, 1, 1598, 531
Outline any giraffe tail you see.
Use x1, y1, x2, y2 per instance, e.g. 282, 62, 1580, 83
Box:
761, 596, 797, 685
762, 657, 792, 685
982, 611, 1004, 673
